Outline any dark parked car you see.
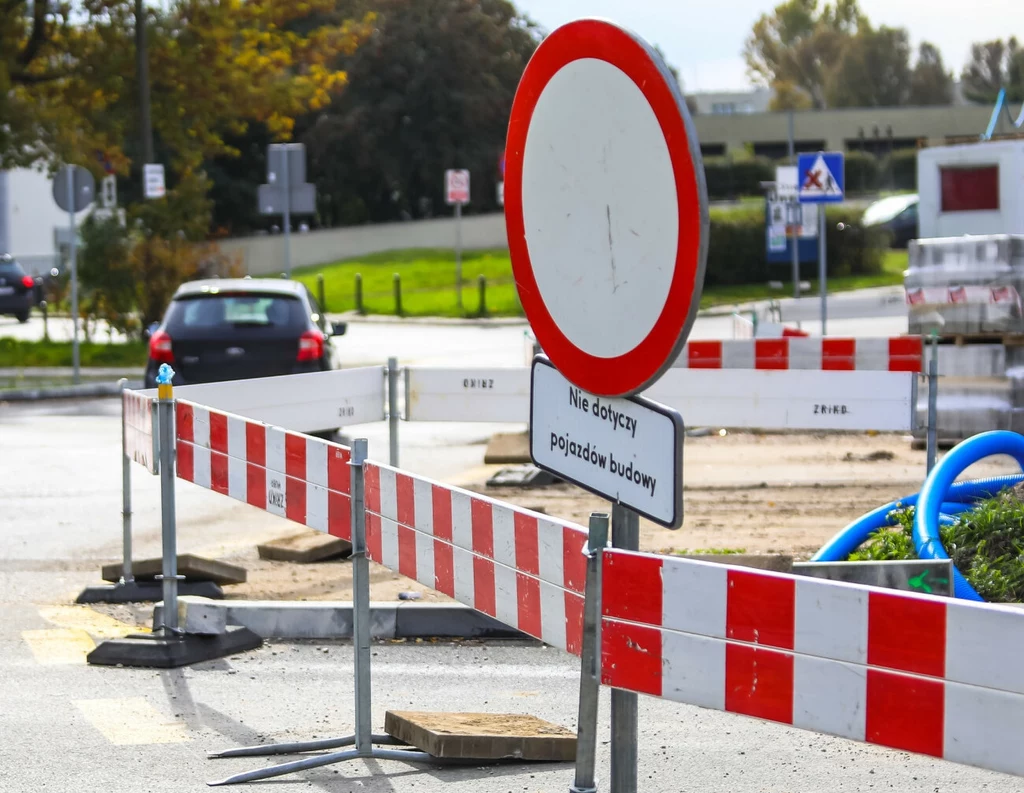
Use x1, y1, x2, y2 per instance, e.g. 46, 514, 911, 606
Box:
861, 193, 919, 249
143, 278, 346, 390
0, 254, 36, 323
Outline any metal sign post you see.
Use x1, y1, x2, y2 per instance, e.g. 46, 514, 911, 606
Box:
51, 165, 95, 385
445, 169, 470, 312
259, 143, 316, 278
797, 151, 845, 336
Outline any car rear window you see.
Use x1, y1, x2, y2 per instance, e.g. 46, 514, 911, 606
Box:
0, 260, 25, 278
164, 293, 306, 333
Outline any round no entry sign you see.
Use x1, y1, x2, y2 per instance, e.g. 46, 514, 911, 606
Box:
505, 19, 708, 397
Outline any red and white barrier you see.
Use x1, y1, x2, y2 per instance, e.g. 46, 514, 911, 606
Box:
675, 337, 924, 372
124, 389, 158, 474
363, 462, 588, 654
600, 550, 1024, 777
171, 398, 589, 655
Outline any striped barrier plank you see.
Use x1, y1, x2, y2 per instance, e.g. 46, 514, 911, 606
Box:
124, 389, 158, 474
600, 549, 1024, 778
674, 337, 924, 372
363, 461, 589, 655
174, 400, 353, 539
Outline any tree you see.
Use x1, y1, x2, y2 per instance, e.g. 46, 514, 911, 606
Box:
961, 38, 1023, 103
825, 25, 912, 107
2, 1, 373, 177
909, 42, 953, 106
744, 0, 865, 110
300, 0, 540, 226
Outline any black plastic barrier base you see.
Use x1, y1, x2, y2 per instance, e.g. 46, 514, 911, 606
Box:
87, 626, 263, 668
76, 580, 224, 604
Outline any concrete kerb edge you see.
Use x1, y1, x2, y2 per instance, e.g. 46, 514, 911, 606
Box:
0, 381, 143, 402
151, 599, 531, 641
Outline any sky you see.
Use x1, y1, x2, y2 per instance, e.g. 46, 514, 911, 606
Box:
513, 1, 1021, 93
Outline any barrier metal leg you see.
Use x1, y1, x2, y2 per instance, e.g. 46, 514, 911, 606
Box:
570, 513, 609, 793
207, 438, 432, 786
156, 381, 183, 636
120, 379, 135, 586
926, 334, 939, 474
610, 504, 639, 793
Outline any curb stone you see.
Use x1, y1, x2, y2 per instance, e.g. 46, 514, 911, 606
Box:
0, 380, 143, 402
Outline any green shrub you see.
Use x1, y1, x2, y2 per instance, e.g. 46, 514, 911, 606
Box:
702, 156, 775, 200
849, 487, 1024, 603
885, 148, 918, 192
842, 151, 880, 195
703, 205, 884, 286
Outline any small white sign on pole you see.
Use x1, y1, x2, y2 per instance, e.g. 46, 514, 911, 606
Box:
445, 169, 470, 205
530, 357, 683, 528
143, 164, 166, 199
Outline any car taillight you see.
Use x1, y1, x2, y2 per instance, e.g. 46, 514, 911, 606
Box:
297, 330, 325, 362
21, 275, 33, 288
148, 330, 174, 363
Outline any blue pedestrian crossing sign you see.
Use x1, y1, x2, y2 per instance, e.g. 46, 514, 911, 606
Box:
797, 152, 845, 203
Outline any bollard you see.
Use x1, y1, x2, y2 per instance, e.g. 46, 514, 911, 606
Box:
317, 273, 327, 314
41, 300, 49, 341
387, 357, 400, 467
355, 273, 364, 315
570, 512, 609, 793
156, 363, 182, 639
393, 273, 403, 317
477, 274, 487, 317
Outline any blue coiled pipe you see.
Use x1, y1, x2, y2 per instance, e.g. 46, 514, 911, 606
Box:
914, 432, 1024, 601
811, 431, 1024, 601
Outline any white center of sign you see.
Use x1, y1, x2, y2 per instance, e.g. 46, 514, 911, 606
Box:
521, 58, 679, 359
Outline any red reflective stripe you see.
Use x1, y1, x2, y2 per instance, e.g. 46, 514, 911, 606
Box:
285, 477, 305, 524
601, 552, 662, 625
209, 412, 228, 454
471, 499, 494, 557
177, 440, 194, 482
866, 669, 944, 757
211, 451, 229, 495
601, 620, 662, 695
434, 538, 455, 597
473, 557, 496, 617
397, 524, 417, 580
822, 338, 855, 370
432, 486, 453, 541
246, 423, 266, 467
755, 338, 788, 370
396, 474, 416, 526
514, 513, 540, 576
285, 434, 306, 480
562, 527, 588, 595
327, 447, 349, 494
328, 491, 351, 541
726, 569, 795, 650
725, 644, 794, 724
868, 591, 946, 677
246, 462, 265, 509
687, 340, 722, 368
516, 573, 542, 639
176, 402, 194, 442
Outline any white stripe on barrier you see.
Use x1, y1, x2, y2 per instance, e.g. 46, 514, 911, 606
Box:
141, 367, 386, 433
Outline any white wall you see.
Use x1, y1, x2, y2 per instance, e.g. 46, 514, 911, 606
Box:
2, 167, 90, 275
917, 141, 1024, 239
218, 212, 509, 275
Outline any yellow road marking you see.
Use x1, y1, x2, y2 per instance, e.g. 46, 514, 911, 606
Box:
74, 698, 190, 745
22, 629, 96, 664
37, 605, 149, 639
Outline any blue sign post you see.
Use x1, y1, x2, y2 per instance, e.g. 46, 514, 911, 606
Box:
798, 152, 845, 334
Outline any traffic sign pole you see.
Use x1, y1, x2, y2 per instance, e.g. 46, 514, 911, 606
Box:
282, 148, 292, 278
66, 168, 80, 385
455, 203, 463, 312
819, 205, 827, 336
610, 502, 640, 793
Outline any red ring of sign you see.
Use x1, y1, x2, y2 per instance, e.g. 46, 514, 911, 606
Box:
505, 19, 704, 397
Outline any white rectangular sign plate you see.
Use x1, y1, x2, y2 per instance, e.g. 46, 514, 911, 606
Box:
529, 357, 683, 529
140, 367, 386, 433
404, 367, 530, 422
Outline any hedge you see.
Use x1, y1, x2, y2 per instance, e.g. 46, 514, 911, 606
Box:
704, 205, 885, 287
703, 156, 775, 200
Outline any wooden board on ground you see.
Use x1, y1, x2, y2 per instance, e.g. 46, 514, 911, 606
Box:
484, 431, 530, 464
257, 531, 352, 564
384, 711, 576, 761
101, 554, 247, 586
